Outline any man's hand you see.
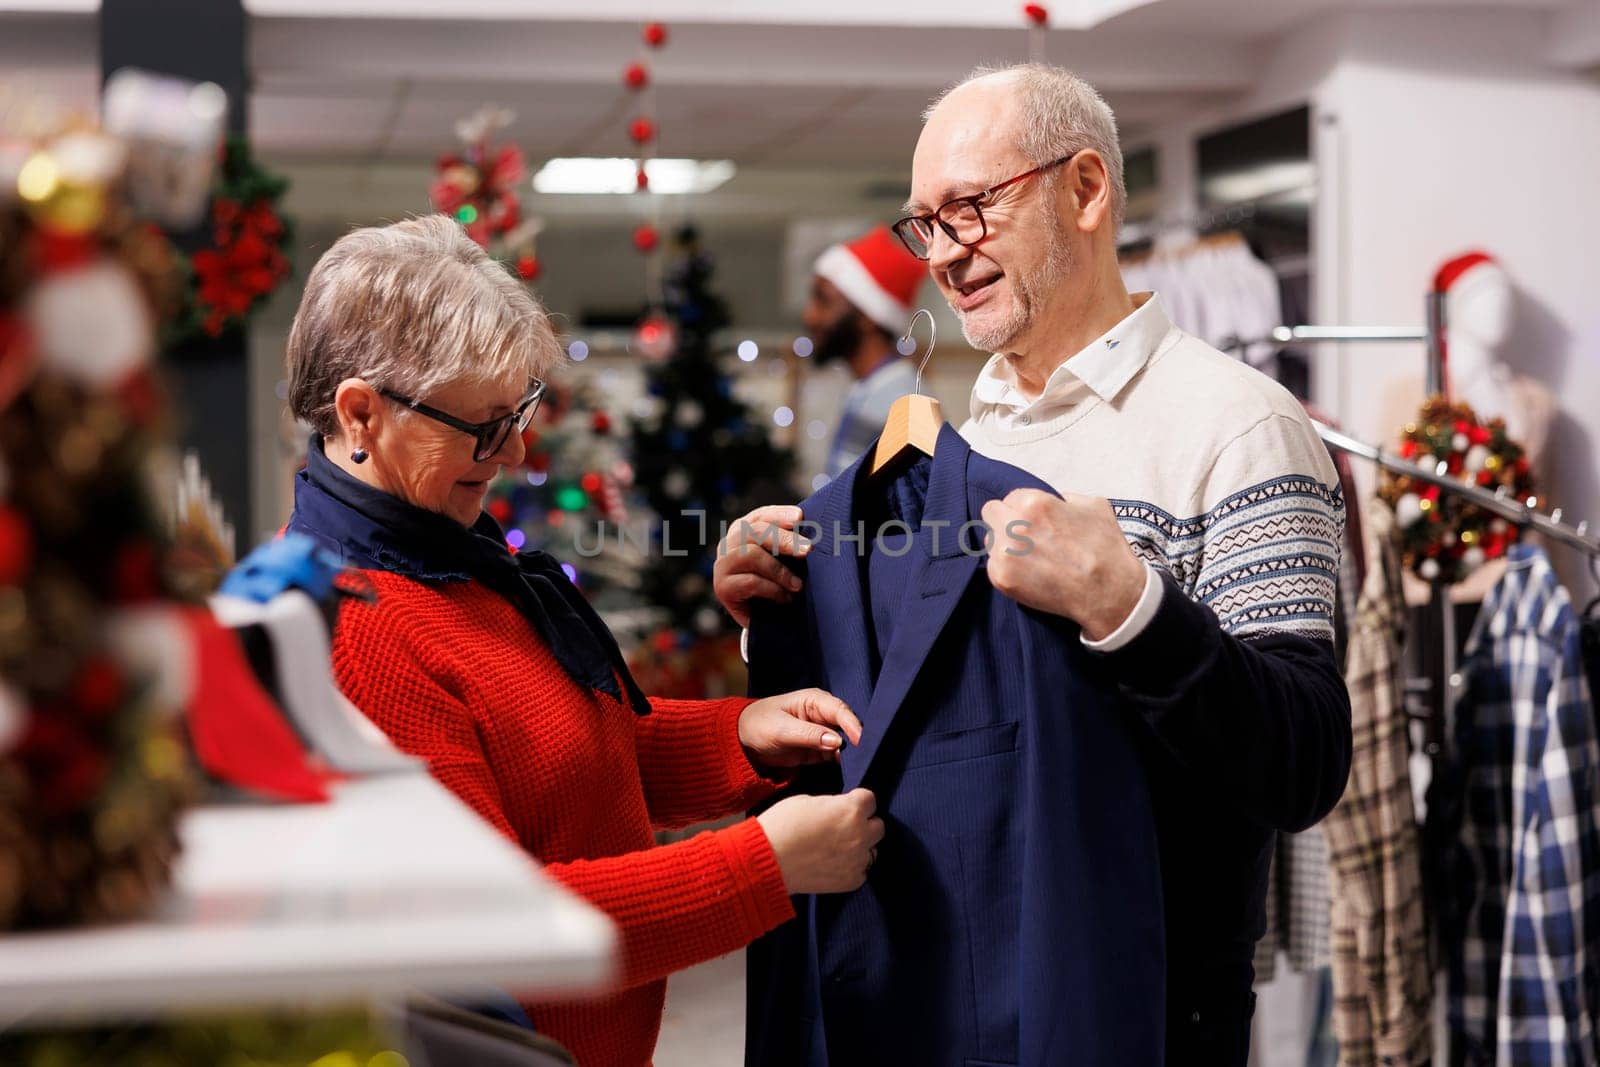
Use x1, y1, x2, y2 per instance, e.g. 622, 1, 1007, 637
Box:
739, 687, 864, 769
979, 489, 1147, 642
714, 504, 810, 628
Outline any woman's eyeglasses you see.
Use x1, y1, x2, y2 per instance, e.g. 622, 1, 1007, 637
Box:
378, 378, 548, 462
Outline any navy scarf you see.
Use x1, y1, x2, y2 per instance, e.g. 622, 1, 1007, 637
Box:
286, 438, 650, 716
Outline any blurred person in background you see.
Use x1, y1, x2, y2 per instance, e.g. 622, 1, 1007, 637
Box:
282, 215, 883, 1067
805, 225, 927, 477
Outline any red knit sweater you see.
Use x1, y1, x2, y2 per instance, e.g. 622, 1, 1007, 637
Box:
330, 570, 794, 1067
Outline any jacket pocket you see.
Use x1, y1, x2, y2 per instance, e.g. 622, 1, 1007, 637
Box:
903, 721, 1019, 769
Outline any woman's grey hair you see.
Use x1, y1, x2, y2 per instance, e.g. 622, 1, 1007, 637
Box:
925, 63, 1126, 228
287, 214, 562, 438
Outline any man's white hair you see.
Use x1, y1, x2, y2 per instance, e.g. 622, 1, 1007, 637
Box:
288, 214, 561, 437
925, 62, 1126, 228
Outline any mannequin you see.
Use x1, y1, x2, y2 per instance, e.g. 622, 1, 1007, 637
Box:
1382, 251, 1555, 604
1437, 252, 1553, 469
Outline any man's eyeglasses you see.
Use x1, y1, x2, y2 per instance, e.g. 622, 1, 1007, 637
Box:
378, 378, 548, 462
892, 152, 1078, 261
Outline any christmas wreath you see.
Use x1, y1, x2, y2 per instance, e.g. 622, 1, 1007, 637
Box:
169, 137, 293, 343
1376, 396, 1535, 584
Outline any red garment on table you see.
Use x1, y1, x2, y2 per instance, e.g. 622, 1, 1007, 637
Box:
184, 608, 333, 803
330, 571, 793, 1067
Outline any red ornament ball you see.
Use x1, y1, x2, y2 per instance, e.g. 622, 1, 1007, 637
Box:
653, 629, 678, 654
0, 507, 31, 586
488, 499, 514, 525
629, 117, 656, 145
636, 167, 650, 191
515, 254, 541, 281
1022, 3, 1049, 25
633, 224, 660, 253
591, 411, 612, 435
112, 539, 162, 602
581, 473, 603, 494
643, 22, 668, 48
71, 657, 125, 720
624, 62, 650, 90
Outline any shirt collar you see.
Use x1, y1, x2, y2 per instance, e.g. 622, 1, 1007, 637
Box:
970, 291, 1171, 417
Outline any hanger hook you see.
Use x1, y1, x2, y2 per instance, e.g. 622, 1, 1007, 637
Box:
899, 308, 937, 397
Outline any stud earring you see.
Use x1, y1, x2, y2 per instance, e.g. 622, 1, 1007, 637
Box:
351, 447, 369, 464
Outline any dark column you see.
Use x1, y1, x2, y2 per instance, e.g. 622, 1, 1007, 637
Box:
101, 0, 254, 543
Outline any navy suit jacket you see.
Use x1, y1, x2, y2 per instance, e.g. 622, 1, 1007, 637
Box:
745, 426, 1166, 1067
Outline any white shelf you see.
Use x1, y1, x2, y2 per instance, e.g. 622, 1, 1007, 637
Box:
0, 775, 616, 1026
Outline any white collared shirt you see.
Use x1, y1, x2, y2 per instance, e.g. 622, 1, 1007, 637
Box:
969, 291, 1170, 432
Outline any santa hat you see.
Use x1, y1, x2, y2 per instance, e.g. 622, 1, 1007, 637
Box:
813, 225, 926, 334
1433, 250, 1504, 295
1431, 250, 1506, 399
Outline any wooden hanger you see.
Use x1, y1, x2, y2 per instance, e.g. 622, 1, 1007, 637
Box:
870, 308, 944, 476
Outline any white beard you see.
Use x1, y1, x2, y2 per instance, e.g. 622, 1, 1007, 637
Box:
954, 224, 1073, 353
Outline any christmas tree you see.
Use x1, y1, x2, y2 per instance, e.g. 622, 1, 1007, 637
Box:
629, 226, 795, 641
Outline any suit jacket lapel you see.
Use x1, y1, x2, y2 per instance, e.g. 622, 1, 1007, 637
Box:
801, 462, 875, 717
841, 425, 983, 791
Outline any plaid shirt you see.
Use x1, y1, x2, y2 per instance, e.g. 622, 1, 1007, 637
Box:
1324, 502, 1432, 1066
1448, 543, 1600, 1066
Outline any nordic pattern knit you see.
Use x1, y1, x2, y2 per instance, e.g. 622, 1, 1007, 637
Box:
331, 569, 794, 1067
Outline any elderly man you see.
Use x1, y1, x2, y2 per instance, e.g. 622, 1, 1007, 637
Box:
720, 63, 1351, 1066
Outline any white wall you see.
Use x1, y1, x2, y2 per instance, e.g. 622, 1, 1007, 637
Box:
1138, 8, 1600, 600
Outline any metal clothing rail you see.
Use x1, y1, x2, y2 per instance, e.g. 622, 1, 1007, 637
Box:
1248, 306, 1455, 747
1313, 422, 1600, 560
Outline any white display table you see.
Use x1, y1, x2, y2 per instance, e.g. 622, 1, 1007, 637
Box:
0, 774, 616, 1026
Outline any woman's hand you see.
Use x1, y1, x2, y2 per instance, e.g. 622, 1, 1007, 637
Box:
757, 789, 884, 894
739, 688, 863, 770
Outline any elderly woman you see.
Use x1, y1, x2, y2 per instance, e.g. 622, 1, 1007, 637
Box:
283, 216, 882, 1067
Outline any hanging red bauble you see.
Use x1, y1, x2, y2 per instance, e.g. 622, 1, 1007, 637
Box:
1023, 3, 1049, 25
0, 507, 32, 585
624, 62, 650, 90
643, 22, 668, 48
70, 657, 125, 720
488, 498, 514, 525
629, 117, 656, 145
515, 254, 541, 281
591, 410, 612, 435
581, 472, 603, 494
633, 224, 660, 253
636, 167, 650, 191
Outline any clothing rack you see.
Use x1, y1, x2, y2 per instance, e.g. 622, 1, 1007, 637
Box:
1118, 185, 1314, 248
1311, 422, 1600, 560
